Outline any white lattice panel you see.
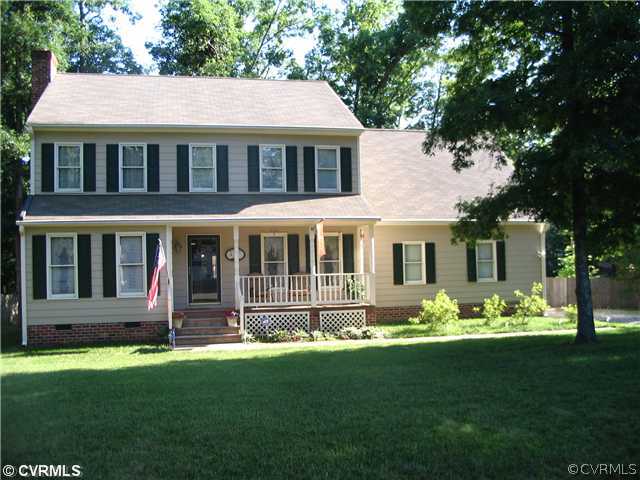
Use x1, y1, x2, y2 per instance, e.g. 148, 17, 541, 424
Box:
320, 310, 366, 332
245, 312, 310, 336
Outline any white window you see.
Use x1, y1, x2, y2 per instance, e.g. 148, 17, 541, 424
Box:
189, 144, 216, 192
315, 146, 340, 192
261, 233, 287, 275
476, 240, 497, 282
119, 143, 146, 192
403, 242, 425, 285
55, 143, 82, 192
319, 233, 342, 274
47, 233, 78, 299
116, 233, 147, 297
260, 144, 285, 192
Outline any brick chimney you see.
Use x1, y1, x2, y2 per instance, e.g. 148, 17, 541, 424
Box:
31, 50, 58, 110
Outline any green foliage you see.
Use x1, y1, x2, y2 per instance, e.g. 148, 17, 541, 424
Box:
346, 277, 366, 301
297, 0, 445, 127
336, 326, 384, 340
410, 290, 459, 329
563, 305, 578, 324
291, 329, 310, 342
479, 294, 507, 326
243, 332, 257, 343
558, 244, 599, 278
148, 0, 312, 77
513, 283, 548, 326
263, 330, 293, 343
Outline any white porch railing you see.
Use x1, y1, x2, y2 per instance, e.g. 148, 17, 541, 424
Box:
239, 273, 372, 307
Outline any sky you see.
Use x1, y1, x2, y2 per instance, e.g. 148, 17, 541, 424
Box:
107, 0, 342, 74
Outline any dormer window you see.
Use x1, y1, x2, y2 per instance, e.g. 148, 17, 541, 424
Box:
119, 143, 146, 192
260, 145, 285, 192
315, 146, 340, 192
55, 143, 82, 192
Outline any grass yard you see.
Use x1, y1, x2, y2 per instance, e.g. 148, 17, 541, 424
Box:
379, 316, 625, 338
2, 329, 639, 479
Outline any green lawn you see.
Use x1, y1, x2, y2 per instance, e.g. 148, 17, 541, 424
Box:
2, 329, 639, 479
379, 316, 625, 338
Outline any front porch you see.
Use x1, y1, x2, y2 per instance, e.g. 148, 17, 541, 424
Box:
165, 221, 377, 346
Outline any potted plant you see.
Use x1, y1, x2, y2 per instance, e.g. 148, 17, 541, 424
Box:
225, 310, 239, 327
172, 312, 185, 329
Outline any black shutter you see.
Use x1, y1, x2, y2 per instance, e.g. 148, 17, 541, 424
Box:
343, 234, 354, 273
287, 234, 299, 274
248, 145, 260, 192
393, 244, 404, 285
466, 244, 477, 282
425, 242, 436, 284
216, 145, 229, 192
340, 147, 352, 192
249, 235, 261, 273
41, 143, 54, 192
146, 233, 160, 296
497, 240, 506, 281
83, 143, 96, 192
177, 145, 189, 192
147, 144, 160, 192
102, 234, 117, 297
32, 235, 47, 299
106, 144, 119, 192
286, 146, 298, 192
78, 234, 92, 298
303, 146, 315, 192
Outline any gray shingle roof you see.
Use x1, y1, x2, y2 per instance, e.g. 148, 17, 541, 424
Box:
27, 74, 363, 131
360, 129, 513, 220
21, 194, 378, 224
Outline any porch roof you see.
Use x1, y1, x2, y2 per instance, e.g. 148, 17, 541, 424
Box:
19, 194, 379, 225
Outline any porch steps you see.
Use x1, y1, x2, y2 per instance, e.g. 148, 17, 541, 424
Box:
174, 309, 241, 347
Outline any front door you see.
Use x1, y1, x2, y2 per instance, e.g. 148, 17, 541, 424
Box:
188, 235, 221, 304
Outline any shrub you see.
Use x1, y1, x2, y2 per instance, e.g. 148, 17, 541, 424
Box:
310, 330, 325, 341
480, 294, 507, 326
291, 329, 310, 342
337, 327, 363, 340
413, 290, 459, 329
244, 332, 256, 343
562, 304, 578, 324
264, 330, 292, 343
513, 282, 548, 325
361, 327, 384, 339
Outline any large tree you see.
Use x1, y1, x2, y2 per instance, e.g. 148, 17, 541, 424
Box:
148, 0, 312, 77
297, 0, 447, 127
406, 1, 640, 343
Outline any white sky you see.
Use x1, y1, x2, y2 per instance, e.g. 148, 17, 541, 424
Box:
107, 0, 343, 74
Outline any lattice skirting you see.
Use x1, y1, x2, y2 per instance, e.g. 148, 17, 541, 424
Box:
319, 309, 366, 332
245, 311, 310, 336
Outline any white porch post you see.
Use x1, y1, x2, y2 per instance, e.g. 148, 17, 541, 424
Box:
309, 226, 317, 306
19, 226, 27, 346
368, 223, 376, 305
233, 225, 240, 309
165, 225, 173, 330
358, 226, 365, 274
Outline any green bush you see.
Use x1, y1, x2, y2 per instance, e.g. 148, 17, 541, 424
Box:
410, 290, 459, 329
244, 332, 257, 343
480, 294, 507, 326
291, 329, 310, 342
310, 330, 325, 341
562, 304, 578, 324
264, 330, 292, 343
337, 327, 363, 340
513, 282, 548, 325
361, 327, 384, 339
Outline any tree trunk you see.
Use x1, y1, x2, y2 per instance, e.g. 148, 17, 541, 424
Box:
572, 168, 596, 343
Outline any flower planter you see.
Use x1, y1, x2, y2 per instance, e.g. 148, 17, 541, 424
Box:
172, 312, 185, 329
226, 316, 238, 327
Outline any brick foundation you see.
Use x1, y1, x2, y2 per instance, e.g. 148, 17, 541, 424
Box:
375, 304, 516, 324
27, 321, 167, 347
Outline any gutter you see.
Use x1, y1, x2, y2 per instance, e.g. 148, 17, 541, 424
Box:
377, 218, 542, 226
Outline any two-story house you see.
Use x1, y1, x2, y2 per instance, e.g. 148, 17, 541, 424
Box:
18, 50, 546, 347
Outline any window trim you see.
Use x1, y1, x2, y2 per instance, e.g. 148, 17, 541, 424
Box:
54, 143, 83, 193
476, 240, 498, 283
402, 241, 426, 285
259, 144, 286, 192
119, 143, 147, 192
315, 145, 341, 193
260, 232, 288, 275
46, 232, 78, 299
189, 143, 217, 192
318, 232, 343, 273
116, 232, 147, 298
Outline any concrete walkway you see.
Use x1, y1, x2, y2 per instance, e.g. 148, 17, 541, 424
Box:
176, 327, 615, 352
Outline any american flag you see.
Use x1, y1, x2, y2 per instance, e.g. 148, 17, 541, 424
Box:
147, 239, 167, 311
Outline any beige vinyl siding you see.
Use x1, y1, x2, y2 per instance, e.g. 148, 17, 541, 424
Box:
172, 225, 358, 310
26, 225, 167, 326
373, 224, 542, 307
32, 131, 360, 195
